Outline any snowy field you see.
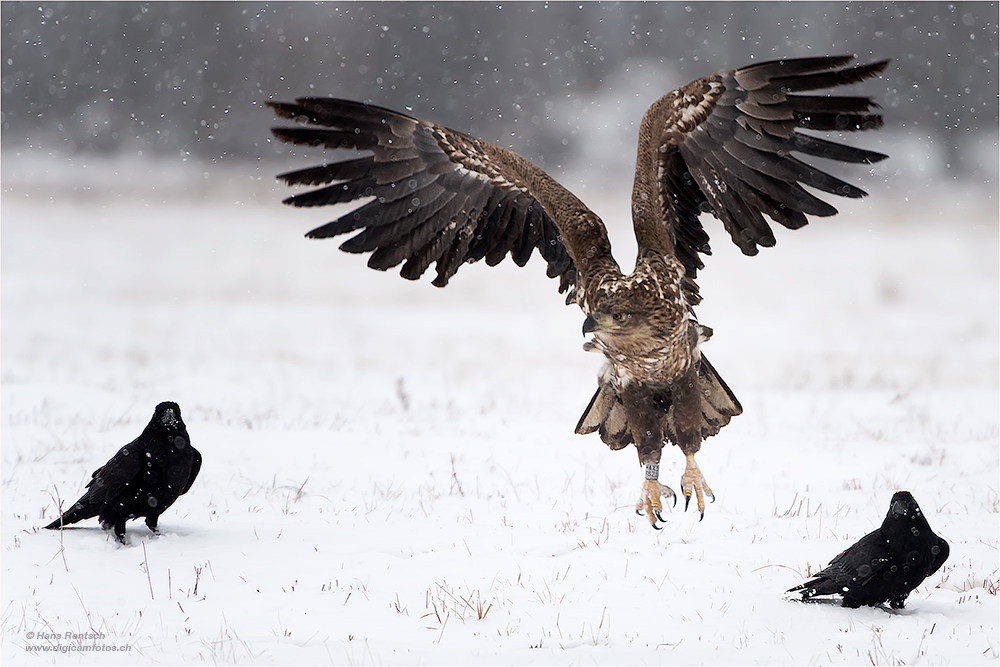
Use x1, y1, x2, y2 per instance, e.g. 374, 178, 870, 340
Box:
2, 155, 997, 665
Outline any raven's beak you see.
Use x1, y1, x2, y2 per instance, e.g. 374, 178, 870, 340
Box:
891, 500, 908, 517
160, 408, 178, 428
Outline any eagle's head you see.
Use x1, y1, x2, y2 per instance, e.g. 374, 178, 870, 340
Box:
582, 295, 650, 337
583, 256, 688, 356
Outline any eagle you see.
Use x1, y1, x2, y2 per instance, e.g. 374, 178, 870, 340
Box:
268, 55, 888, 529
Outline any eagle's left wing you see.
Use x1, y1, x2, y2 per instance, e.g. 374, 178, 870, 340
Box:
267, 99, 612, 296
633, 56, 889, 305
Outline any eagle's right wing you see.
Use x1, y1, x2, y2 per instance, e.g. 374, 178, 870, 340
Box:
632, 56, 889, 306
268, 99, 620, 298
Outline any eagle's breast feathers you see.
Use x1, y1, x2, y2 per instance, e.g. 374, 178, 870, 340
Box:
584, 253, 696, 388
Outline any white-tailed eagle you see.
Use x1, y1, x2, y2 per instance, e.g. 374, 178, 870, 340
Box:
268, 55, 888, 528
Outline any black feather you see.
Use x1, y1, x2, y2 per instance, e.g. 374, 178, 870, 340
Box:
732, 124, 888, 164
277, 157, 377, 187
769, 59, 891, 93
733, 56, 857, 90
270, 127, 378, 151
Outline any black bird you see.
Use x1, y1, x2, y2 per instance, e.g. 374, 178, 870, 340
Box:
45, 402, 202, 544
788, 491, 949, 609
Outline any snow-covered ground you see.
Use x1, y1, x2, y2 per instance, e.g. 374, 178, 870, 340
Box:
2, 156, 997, 665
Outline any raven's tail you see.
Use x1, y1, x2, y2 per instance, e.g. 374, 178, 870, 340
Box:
44, 501, 94, 530
786, 577, 838, 600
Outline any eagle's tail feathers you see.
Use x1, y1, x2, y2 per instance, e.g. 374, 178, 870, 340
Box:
599, 398, 633, 450
574, 386, 606, 436
696, 354, 742, 438
575, 370, 632, 450
577, 355, 740, 450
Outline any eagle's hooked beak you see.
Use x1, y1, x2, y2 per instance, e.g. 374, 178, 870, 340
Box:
582, 312, 619, 336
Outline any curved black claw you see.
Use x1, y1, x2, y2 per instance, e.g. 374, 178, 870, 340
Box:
635, 507, 666, 529
680, 455, 714, 519
636, 480, 674, 529
685, 494, 712, 519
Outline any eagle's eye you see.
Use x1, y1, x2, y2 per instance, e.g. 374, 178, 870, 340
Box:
612, 312, 631, 323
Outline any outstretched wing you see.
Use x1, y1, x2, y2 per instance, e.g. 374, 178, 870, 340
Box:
637, 56, 889, 304
267, 98, 610, 296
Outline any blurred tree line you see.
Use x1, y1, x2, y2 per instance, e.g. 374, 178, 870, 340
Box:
2, 2, 997, 180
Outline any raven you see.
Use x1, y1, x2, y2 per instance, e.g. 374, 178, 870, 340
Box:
788, 491, 949, 609
45, 401, 202, 544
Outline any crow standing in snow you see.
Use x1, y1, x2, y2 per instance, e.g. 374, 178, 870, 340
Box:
788, 491, 949, 609
45, 402, 202, 544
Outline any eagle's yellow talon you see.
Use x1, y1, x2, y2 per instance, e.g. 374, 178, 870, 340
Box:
636, 479, 674, 528
681, 454, 713, 518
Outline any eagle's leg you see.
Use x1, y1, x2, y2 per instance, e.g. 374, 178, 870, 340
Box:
635, 463, 676, 529
673, 363, 715, 520
622, 385, 675, 529
680, 453, 715, 520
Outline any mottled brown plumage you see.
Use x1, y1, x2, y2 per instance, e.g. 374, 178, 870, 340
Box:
269, 56, 888, 528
